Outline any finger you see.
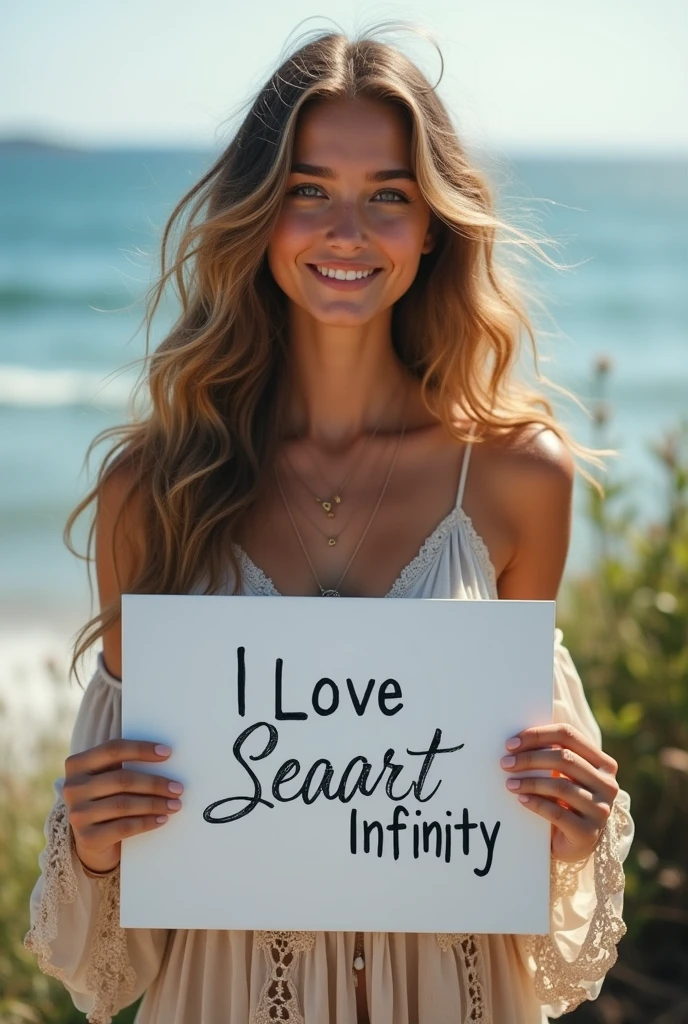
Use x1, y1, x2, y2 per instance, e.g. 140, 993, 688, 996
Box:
505, 776, 611, 824
70, 792, 182, 829
81, 813, 171, 849
67, 766, 184, 803
65, 739, 172, 777
505, 724, 618, 776
514, 792, 601, 848
501, 747, 619, 800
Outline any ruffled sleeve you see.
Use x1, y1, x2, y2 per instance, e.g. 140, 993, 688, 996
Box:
515, 628, 634, 1017
24, 652, 169, 1024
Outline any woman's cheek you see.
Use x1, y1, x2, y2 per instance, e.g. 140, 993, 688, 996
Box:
269, 214, 310, 260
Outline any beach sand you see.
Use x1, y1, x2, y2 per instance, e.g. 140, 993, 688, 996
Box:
0, 599, 95, 770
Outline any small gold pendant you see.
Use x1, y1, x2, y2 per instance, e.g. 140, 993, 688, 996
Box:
321, 501, 333, 514
333, 494, 342, 504
327, 511, 335, 519
327, 538, 336, 547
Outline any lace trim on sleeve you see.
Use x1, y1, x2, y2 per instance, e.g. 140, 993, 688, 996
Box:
23, 798, 136, 1024
251, 930, 316, 1024
436, 933, 491, 1023
523, 797, 629, 1013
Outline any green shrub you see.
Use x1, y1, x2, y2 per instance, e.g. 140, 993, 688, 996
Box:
562, 406, 688, 1021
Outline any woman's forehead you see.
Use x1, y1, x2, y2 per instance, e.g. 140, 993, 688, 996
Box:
292, 98, 412, 170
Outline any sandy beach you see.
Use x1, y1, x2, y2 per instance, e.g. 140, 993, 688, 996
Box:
0, 600, 94, 769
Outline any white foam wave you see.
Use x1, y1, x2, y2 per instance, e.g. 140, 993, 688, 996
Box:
0, 364, 140, 409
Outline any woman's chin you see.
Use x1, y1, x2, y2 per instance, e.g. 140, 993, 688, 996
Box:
298, 303, 382, 329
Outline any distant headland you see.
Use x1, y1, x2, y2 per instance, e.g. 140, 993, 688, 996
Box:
0, 135, 87, 155
0, 134, 212, 156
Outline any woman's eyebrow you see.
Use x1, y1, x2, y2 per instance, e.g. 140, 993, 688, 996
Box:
290, 162, 416, 183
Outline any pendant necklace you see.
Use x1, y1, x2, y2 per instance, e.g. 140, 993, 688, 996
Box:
281, 437, 391, 548
274, 421, 406, 597
285, 385, 401, 520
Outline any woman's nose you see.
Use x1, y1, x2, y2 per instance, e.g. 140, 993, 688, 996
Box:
325, 201, 367, 249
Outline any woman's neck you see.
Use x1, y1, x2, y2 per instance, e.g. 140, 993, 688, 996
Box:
285, 307, 410, 449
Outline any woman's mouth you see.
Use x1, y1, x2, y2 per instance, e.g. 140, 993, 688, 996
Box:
306, 264, 383, 289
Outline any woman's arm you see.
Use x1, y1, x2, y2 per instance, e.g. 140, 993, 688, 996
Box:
24, 464, 170, 1023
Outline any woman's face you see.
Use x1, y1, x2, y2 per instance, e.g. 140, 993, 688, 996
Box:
267, 97, 435, 328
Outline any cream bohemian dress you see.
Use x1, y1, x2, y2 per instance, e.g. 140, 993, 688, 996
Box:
25, 435, 634, 1024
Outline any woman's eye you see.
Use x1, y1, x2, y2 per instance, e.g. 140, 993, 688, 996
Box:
289, 184, 324, 198
372, 189, 409, 203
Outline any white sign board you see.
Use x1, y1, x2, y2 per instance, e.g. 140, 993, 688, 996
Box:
120, 594, 555, 933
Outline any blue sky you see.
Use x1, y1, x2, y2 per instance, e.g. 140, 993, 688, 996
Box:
2, 0, 687, 153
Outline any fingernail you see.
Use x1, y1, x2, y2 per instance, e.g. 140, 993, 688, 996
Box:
156, 815, 169, 823
155, 744, 172, 756
167, 799, 182, 811
501, 755, 516, 767
518, 795, 530, 804
168, 782, 184, 794
505, 737, 521, 750
506, 779, 521, 790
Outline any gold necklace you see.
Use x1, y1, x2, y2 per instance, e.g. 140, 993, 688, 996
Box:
274, 422, 406, 597
281, 438, 392, 547
285, 386, 401, 519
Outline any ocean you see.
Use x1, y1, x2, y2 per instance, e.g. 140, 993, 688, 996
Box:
0, 147, 686, 644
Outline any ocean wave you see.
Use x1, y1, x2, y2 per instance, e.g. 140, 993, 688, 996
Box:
0, 364, 139, 408
0, 282, 144, 313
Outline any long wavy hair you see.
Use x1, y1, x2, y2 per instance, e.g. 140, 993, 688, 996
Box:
65, 25, 616, 683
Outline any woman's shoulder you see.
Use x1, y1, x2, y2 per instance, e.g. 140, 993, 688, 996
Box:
95, 456, 148, 680
464, 418, 575, 588
479, 419, 574, 485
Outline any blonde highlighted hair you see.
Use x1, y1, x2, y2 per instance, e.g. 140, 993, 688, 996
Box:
65, 25, 615, 682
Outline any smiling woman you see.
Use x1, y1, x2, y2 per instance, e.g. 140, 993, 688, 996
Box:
24, 23, 633, 1024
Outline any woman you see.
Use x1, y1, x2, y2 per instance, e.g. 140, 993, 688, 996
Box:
25, 28, 633, 1024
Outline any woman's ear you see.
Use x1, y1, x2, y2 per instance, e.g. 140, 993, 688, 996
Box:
421, 213, 440, 255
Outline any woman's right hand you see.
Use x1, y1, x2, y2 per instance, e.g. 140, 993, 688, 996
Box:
63, 738, 184, 875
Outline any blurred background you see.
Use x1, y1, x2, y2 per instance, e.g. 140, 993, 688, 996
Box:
1, 1, 686, 1021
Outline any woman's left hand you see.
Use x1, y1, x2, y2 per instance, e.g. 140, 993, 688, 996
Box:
500, 724, 620, 863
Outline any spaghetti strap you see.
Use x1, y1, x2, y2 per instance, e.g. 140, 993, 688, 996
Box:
455, 422, 477, 509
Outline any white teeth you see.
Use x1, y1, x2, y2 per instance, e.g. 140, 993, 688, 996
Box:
316, 266, 376, 280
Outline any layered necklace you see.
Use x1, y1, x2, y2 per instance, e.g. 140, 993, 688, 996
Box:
283, 385, 401, 527
274, 419, 406, 598
280, 436, 391, 549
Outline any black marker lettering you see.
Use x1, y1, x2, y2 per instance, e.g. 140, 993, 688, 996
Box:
312, 678, 340, 717
346, 677, 376, 716
474, 821, 501, 877
275, 657, 307, 721
407, 729, 465, 801
378, 678, 403, 716
203, 722, 277, 823
236, 646, 246, 717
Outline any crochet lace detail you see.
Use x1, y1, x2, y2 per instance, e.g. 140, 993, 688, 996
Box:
234, 503, 498, 601
523, 796, 630, 1012
23, 798, 136, 1024
385, 505, 498, 600
234, 543, 280, 597
251, 931, 316, 1024
436, 933, 491, 1023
